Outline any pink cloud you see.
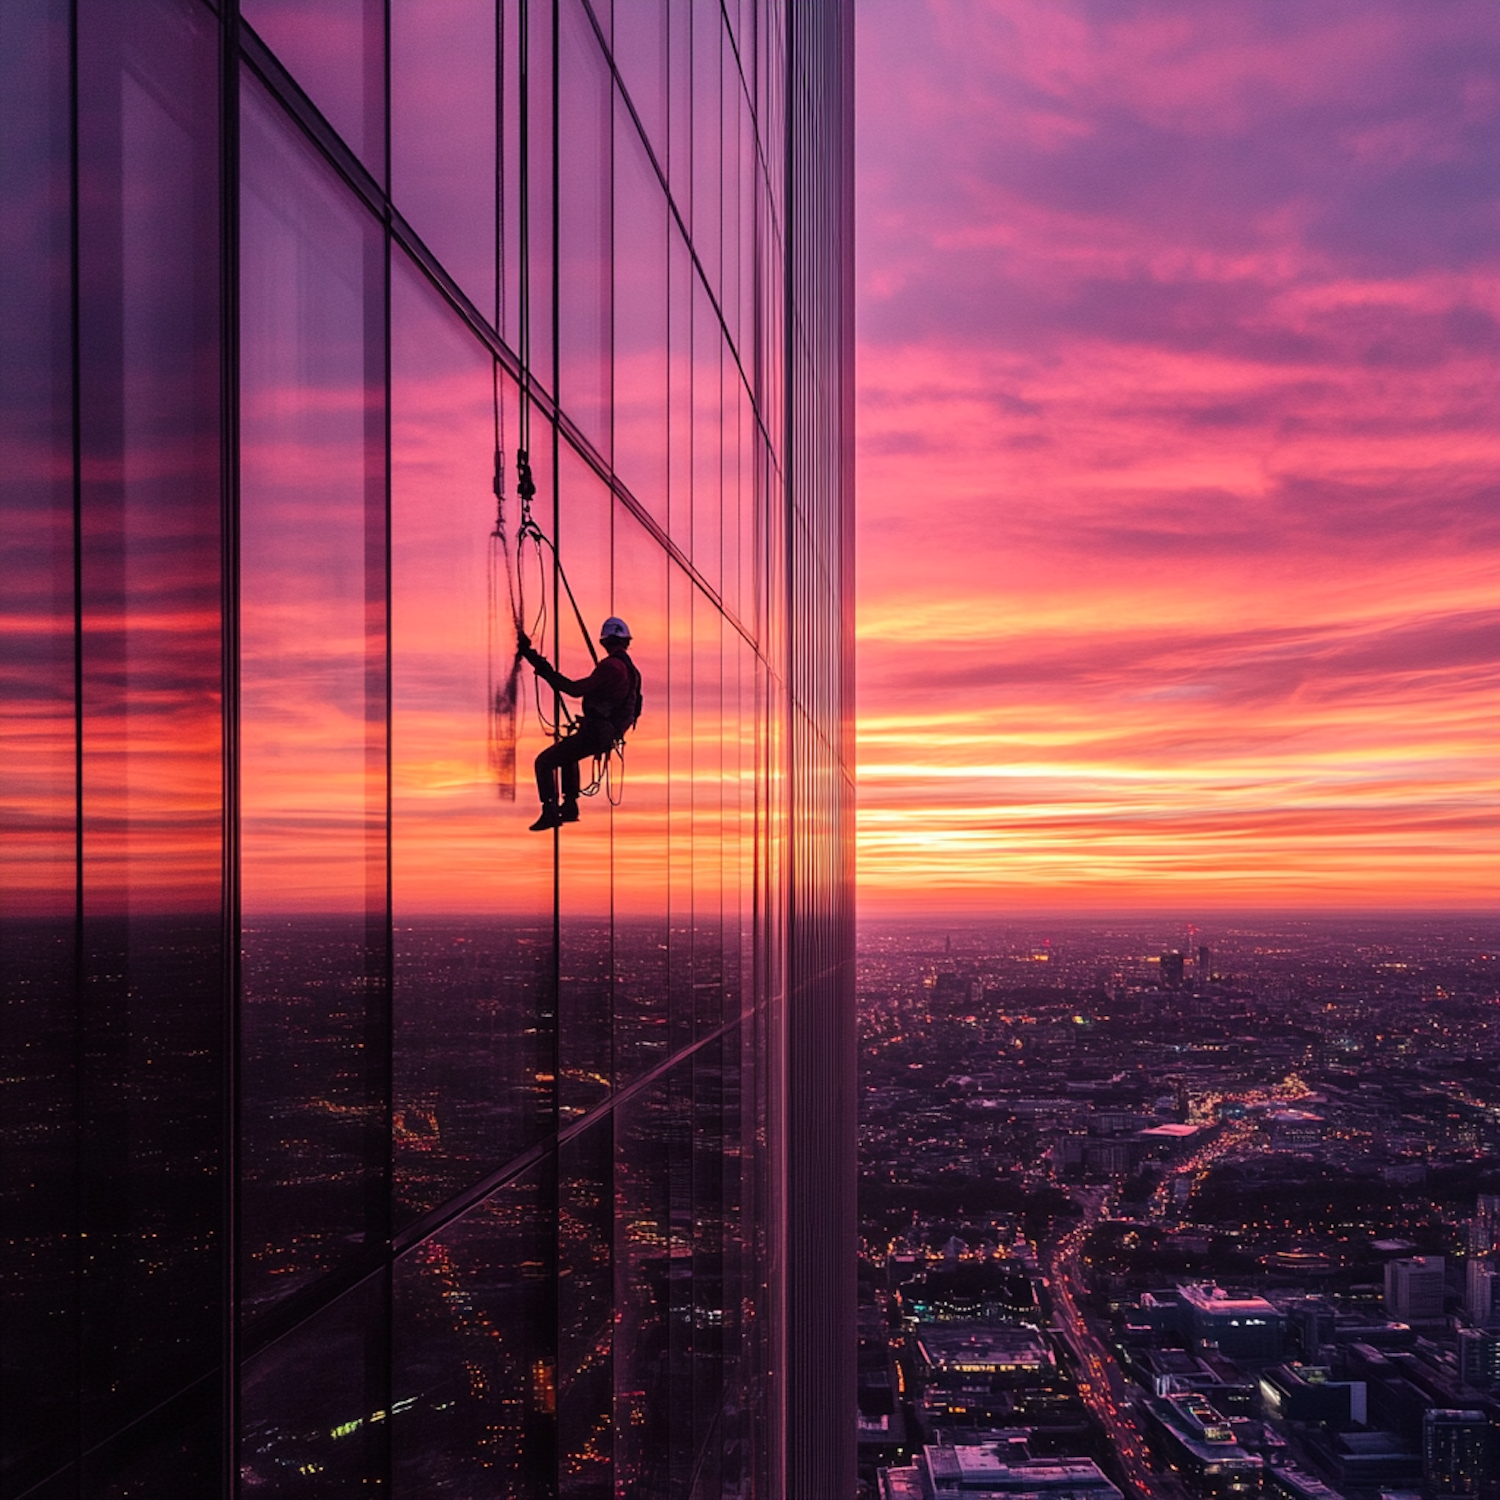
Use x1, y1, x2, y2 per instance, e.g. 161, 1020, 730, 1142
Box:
855, 0, 1500, 910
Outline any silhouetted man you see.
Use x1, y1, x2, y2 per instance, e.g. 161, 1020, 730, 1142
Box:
517, 616, 641, 830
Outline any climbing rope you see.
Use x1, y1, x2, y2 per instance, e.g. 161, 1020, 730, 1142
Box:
485, 0, 625, 804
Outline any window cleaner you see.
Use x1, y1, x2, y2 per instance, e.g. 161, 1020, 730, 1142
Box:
517, 616, 641, 831
489, 0, 640, 829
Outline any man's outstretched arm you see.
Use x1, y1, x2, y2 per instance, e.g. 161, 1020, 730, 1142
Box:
518, 632, 592, 697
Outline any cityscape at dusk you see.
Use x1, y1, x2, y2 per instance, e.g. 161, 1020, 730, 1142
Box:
855, 915, 1498, 1499
847, 9, 1498, 1497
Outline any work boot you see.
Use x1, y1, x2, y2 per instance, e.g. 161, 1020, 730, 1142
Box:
529, 802, 562, 831
558, 798, 580, 824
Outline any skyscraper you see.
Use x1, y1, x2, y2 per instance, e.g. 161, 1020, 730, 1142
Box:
0, 3, 854, 1495
1467, 1259, 1499, 1326
1423, 1410, 1492, 1496
1385, 1256, 1447, 1323
1470, 1194, 1500, 1257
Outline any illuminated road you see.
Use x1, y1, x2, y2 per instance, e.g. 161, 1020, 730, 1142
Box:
1148, 1120, 1259, 1221
1046, 1211, 1188, 1500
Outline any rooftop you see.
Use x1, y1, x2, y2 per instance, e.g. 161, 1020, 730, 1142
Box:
1178, 1283, 1280, 1316
924, 1449, 1124, 1499
917, 1325, 1055, 1374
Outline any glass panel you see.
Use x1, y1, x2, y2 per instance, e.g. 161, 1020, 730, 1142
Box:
0, 0, 73, 924
80, 1382, 221, 1497
736, 62, 758, 380
666, 227, 694, 561
612, 100, 669, 529
393, 1168, 553, 1496
239, 75, 388, 1314
690, 0, 724, 302
610, 0, 667, 168
691, 1031, 733, 1490
731, 365, 755, 632
558, 1121, 613, 1499
719, 35, 747, 362
75, 0, 224, 1460
390, 254, 552, 1219
666, 566, 695, 1061
554, 446, 612, 1118
240, 1276, 389, 1492
0, 1, 76, 1488
519, 0, 556, 404
613, 1071, 691, 1495
389, 0, 495, 314
664, 0, 693, 219
608, 503, 671, 1083
241, 0, 386, 183
691, 281, 723, 594
692, 599, 724, 1039
557, 0, 612, 460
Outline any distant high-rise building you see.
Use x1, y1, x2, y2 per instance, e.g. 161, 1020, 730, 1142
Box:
1160, 950, 1186, 989
1466, 1259, 1499, 1326
1470, 1194, 1500, 1257
1198, 945, 1212, 978
1287, 1299, 1337, 1361
0, 3, 854, 1494
1385, 1256, 1447, 1322
932, 971, 973, 1016
1423, 1409, 1491, 1495
1457, 1328, 1500, 1391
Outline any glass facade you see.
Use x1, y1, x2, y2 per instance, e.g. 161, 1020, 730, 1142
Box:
0, 2, 853, 1496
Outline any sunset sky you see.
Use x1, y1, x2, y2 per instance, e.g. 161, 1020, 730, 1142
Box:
854, 0, 1499, 913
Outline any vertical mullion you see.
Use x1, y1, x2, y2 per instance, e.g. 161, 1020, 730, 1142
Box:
547, 6, 562, 1490
379, 1, 395, 1489
220, 3, 242, 1491
69, 0, 86, 1484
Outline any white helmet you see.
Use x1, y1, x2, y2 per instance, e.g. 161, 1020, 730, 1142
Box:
600, 616, 632, 641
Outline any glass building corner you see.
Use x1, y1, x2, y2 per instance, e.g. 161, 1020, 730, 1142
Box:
0, 2, 853, 1497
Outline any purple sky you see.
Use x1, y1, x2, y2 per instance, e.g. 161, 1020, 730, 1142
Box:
855, 0, 1499, 910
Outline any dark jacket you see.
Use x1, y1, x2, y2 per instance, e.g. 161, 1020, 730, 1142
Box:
524, 647, 641, 738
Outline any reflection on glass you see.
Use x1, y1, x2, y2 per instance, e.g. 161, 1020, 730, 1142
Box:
0, 8, 75, 1488
394, 1169, 552, 1496
242, 0, 386, 182
691, 280, 724, 595
390, 255, 553, 1219
558, 1124, 613, 1499
612, 104, 669, 528
613, 1069, 694, 1494
556, 448, 613, 1118
390, 0, 495, 313
558, 0, 613, 461
1, 1, 852, 1487
667, 228, 694, 560
240, 75, 387, 1311
75, 0, 225, 1471
241, 1275, 388, 1491
609, 505, 672, 1081
693, 597, 725, 1039
0, 0, 73, 924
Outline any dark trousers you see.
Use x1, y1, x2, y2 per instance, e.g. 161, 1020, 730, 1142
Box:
534, 719, 615, 804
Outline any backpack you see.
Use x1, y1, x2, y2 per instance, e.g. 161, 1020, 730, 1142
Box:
608, 653, 643, 742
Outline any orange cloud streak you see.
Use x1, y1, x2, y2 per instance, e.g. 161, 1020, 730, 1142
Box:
855, 0, 1500, 912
